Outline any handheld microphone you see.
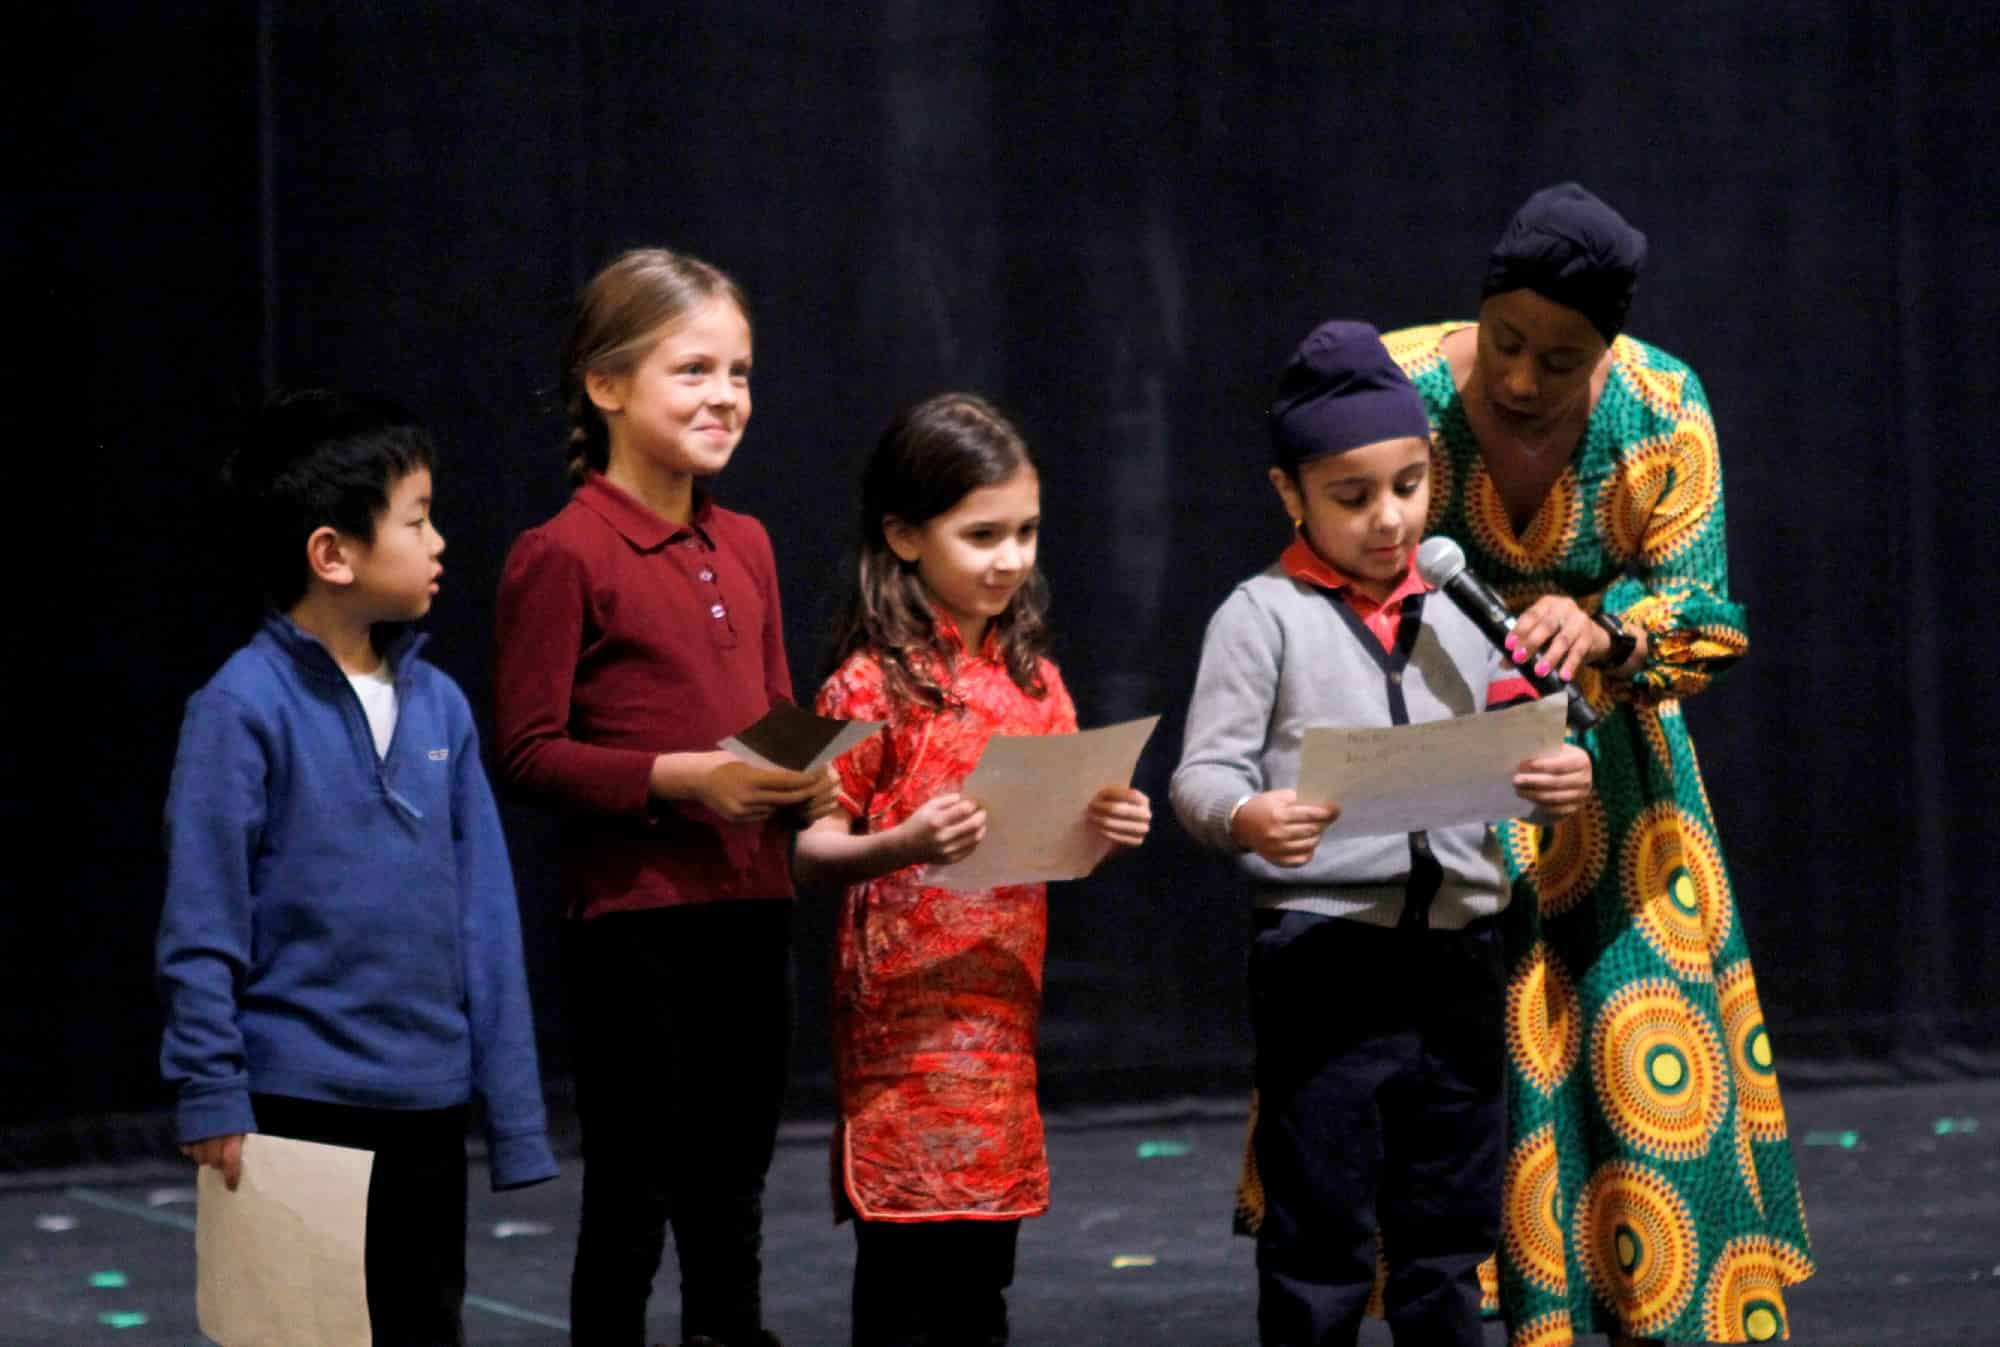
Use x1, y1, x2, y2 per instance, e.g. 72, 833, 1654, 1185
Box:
1415, 537, 1601, 732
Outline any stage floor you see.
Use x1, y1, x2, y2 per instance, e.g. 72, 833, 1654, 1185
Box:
4, 1078, 1995, 1345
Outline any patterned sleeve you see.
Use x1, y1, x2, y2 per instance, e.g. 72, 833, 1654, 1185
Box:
1601, 365, 1750, 705
817, 656, 891, 819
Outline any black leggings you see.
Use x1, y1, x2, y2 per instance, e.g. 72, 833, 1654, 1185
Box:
851, 1216, 1020, 1347
564, 900, 794, 1347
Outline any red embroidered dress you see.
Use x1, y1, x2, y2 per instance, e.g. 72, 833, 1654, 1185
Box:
816, 618, 1077, 1222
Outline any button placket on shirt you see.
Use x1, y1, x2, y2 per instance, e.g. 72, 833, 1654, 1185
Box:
678, 533, 737, 646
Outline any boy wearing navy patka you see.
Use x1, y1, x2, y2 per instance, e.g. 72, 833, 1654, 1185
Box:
157, 391, 557, 1346
1171, 323, 1591, 1346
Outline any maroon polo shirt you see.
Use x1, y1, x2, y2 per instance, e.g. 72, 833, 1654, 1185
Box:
493, 473, 797, 918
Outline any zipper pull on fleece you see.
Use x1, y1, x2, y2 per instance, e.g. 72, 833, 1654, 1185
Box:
382, 782, 425, 823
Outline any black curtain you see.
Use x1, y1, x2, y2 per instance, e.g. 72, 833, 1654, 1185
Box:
11, 1, 1996, 1163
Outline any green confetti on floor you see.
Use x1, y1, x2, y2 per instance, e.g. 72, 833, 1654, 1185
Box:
88, 1271, 128, 1289
1802, 1129, 1859, 1149
1136, 1139, 1192, 1159
98, 1312, 149, 1328
1933, 1117, 1980, 1136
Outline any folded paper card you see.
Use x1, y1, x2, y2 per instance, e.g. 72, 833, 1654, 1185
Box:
721, 701, 884, 774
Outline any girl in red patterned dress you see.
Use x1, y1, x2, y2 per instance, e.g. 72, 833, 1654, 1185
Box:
794, 393, 1153, 1347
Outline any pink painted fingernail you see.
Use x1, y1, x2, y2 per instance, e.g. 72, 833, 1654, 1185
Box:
1504, 633, 1518, 652
1513, 649, 1528, 664
1534, 659, 1551, 677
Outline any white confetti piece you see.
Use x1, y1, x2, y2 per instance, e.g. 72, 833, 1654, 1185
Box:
491, 1220, 553, 1239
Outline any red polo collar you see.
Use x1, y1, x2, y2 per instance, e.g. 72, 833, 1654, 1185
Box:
1279, 535, 1430, 653
576, 472, 717, 552
1279, 534, 1429, 605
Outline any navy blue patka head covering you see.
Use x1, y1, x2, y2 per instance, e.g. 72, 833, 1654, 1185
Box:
1482, 182, 1648, 344
1269, 320, 1431, 472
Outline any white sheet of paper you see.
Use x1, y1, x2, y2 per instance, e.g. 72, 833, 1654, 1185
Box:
1297, 694, 1568, 839
929, 715, 1160, 891
196, 1133, 373, 1347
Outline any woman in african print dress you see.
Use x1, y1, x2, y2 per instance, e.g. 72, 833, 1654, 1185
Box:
1381, 183, 1814, 1346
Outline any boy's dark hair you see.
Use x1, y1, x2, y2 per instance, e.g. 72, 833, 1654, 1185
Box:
224, 388, 436, 610
827, 392, 1051, 711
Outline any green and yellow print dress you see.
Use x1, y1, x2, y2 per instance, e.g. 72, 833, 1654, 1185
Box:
1386, 323, 1815, 1345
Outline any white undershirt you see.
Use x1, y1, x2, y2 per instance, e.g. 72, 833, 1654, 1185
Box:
347, 664, 399, 760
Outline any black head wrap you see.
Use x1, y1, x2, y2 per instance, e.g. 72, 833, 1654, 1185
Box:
1268, 320, 1430, 472
1482, 182, 1647, 343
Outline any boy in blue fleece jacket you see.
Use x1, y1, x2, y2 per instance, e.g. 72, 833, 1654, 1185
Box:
157, 389, 557, 1345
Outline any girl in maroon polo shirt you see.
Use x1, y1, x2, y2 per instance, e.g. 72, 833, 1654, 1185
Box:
493, 248, 837, 1347
792, 393, 1153, 1347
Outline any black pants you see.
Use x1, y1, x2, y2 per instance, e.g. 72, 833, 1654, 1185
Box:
851, 1217, 1020, 1347
250, 1094, 469, 1347
1248, 911, 1504, 1347
565, 900, 794, 1347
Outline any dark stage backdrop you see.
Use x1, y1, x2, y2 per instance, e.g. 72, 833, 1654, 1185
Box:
12, 3, 1997, 1163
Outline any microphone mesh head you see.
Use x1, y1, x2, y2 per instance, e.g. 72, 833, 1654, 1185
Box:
1415, 536, 1466, 586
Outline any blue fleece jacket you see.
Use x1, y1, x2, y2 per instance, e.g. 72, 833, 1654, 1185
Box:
157, 614, 557, 1191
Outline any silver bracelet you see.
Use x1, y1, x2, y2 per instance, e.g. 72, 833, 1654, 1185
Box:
1227, 794, 1253, 847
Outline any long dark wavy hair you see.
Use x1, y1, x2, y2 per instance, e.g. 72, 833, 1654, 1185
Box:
828, 393, 1053, 712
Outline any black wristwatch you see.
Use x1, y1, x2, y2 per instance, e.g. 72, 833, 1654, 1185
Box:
1591, 611, 1638, 669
